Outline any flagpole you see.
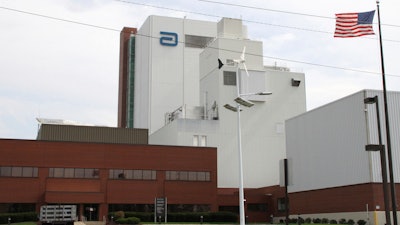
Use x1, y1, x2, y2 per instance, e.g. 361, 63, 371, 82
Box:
376, 1, 398, 225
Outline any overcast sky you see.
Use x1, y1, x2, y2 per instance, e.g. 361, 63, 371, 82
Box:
1, 0, 399, 139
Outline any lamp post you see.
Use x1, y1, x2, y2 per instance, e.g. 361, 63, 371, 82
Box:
223, 64, 272, 225
364, 96, 391, 225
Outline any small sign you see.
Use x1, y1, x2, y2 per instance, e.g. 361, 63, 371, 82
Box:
155, 197, 167, 223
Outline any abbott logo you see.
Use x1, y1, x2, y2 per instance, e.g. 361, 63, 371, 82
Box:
160, 31, 178, 46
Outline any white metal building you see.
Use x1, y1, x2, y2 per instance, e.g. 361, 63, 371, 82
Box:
149, 17, 307, 188
285, 89, 400, 224
134, 15, 216, 134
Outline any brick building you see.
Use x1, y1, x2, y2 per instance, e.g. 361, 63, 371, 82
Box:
0, 137, 217, 221
0, 124, 283, 223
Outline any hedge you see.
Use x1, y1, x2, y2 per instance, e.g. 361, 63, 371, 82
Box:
109, 211, 237, 223
116, 217, 140, 225
0, 212, 38, 224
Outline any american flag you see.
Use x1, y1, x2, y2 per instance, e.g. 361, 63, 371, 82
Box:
334, 10, 375, 38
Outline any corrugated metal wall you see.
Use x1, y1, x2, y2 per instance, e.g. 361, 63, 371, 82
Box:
286, 89, 400, 193
286, 91, 370, 193
365, 90, 400, 183
37, 124, 148, 145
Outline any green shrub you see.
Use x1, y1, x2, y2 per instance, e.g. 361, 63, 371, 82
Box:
330, 219, 338, 224
168, 211, 237, 223
339, 218, 347, 224
114, 211, 125, 219
348, 219, 355, 225
321, 218, 329, 224
124, 212, 152, 222
109, 211, 237, 223
0, 212, 38, 223
305, 218, 312, 223
116, 216, 140, 224
313, 218, 321, 223
357, 220, 366, 225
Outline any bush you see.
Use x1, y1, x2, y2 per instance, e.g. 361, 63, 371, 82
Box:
116, 217, 140, 224
357, 220, 366, 225
114, 211, 125, 219
330, 219, 338, 224
348, 219, 355, 225
321, 218, 329, 224
339, 218, 347, 224
0, 212, 38, 223
109, 211, 237, 223
124, 212, 152, 222
305, 218, 312, 223
313, 218, 321, 223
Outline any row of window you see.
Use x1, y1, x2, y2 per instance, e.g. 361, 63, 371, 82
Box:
49, 168, 99, 178
0, 166, 38, 177
109, 169, 156, 180
0, 166, 210, 182
166, 171, 210, 181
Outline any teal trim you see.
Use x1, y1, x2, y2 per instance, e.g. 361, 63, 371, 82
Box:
127, 36, 135, 128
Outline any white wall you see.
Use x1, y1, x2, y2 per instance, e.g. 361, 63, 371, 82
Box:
286, 91, 371, 193
134, 17, 151, 130
134, 16, 216, 134
150, 17, 307, 188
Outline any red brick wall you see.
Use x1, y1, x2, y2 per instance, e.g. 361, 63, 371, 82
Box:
0, 139, 218, 218
289, 184, 376, 214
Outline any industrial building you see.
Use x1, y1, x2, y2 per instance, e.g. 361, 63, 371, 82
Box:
119, 15, 306, 189
0, 124, 218, 221
2, 13, 399, 225
0, 123, 286, 222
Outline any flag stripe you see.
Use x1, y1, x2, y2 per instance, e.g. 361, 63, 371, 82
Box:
334, 11, 375, 38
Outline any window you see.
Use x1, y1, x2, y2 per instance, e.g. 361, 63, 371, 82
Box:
168, 204, 210, 212
0, 167, 38, 178
11, 167, 22, 177
49, 168, 99, 179
0, 167, 11, 176
277, 198, 288, 212
193, 135, 207, 147
188, 172, 197, 181
109, 169, 156, 180
185, 35, 214, 48
22, 167, 38, 177
223, 71, 236, 86
75, 168, 85, 178
64, 168, 74, 178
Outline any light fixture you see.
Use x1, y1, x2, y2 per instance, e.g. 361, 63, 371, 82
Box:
364, 96, 377, 104
234, 97, 254, 107
256, 91, 272, 96
365, 144, 384, 151
291, 78, 301, 87
224, 104, 238, 112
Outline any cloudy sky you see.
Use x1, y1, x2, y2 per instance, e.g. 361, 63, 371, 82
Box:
1, 0, 399, 139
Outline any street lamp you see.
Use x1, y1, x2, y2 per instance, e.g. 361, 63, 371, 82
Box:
364, 96, 391, 225
223, 71, 271, 225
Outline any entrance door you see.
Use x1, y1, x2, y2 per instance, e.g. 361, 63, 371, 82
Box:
83, 204, 99, 221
